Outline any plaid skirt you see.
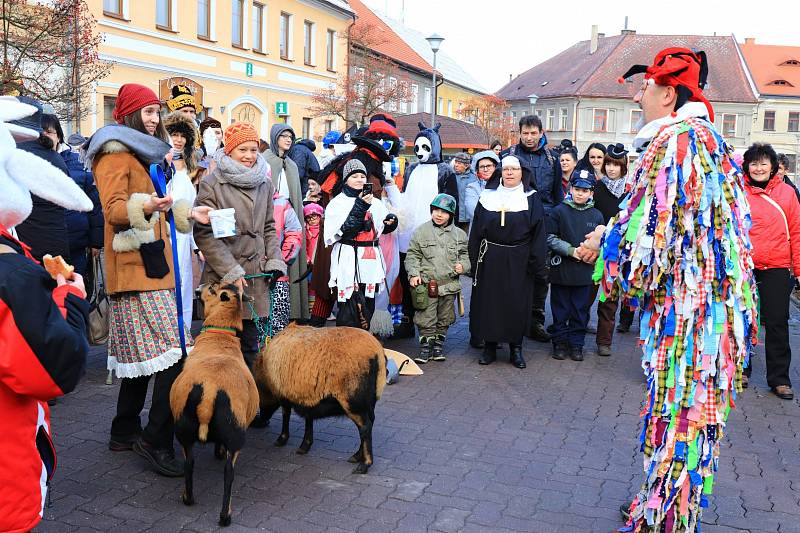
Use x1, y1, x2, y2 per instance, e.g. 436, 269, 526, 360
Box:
108, 289, 191, 378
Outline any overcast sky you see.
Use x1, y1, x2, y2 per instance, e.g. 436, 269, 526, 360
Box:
362, 0, 798, 93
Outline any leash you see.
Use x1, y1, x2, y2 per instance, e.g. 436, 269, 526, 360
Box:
243, 272, 275, 348
149, 164, 188, 358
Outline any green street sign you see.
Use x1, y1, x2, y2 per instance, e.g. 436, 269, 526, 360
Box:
275, 101, 288, 115
245, 62, 253, 77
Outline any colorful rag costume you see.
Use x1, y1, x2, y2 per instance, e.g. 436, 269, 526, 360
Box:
599, 49, 759, 532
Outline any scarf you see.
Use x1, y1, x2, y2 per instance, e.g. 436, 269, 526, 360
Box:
83, 124, 170, 169
212, 149, 269, 189
602, 176, 627, 198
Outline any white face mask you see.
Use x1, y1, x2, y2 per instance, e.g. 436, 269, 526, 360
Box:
414, 137, 432, 163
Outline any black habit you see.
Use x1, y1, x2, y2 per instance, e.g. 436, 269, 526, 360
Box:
468, 192, 547, 344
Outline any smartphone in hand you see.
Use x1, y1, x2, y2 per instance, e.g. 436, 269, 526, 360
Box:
361, 183, 373, 196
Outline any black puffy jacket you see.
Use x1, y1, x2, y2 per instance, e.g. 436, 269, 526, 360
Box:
60, 150, 104, 251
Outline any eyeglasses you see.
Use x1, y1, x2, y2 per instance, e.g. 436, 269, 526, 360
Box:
478, 164, 495, 171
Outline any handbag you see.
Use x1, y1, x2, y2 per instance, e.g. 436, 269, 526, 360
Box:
87, 252, 110, 345
411, 283, 430, 310
139, 238, 169, 279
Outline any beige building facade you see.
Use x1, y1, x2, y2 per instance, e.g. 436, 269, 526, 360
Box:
85, 0, 354, 141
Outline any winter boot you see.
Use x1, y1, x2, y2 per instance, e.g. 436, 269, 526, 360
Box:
479, 342, 497, 365
510, 344, 526, 369
597, 345, 612, 357
552, 342, 569, 360
431, 334, 446, 361
570, 346, 584, 362
527, 321, 551, 342
414, 336, 432, 364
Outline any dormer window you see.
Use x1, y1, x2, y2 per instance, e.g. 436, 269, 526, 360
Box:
768, 79, 795, 87
780, 59, 800, 66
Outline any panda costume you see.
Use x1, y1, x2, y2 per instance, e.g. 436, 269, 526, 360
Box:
384, 122, 458, 326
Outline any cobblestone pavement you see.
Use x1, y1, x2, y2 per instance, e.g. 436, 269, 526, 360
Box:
37, 285, 800, 533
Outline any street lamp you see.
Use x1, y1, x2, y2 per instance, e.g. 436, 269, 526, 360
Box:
426, 33, 444, 128
528, 94, 539, 115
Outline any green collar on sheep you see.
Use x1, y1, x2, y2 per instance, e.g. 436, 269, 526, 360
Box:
199, 325, 239, 336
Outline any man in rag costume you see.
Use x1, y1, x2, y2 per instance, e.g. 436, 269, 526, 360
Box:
592, 48, 759, 531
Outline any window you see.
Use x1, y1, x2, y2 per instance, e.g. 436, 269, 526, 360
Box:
280, 12, 291, 59
303, 21, 314, 65
410, 84, 418, 113
593, 108, 609, 132
763, 110, 776, 131
447, 100, 452, 117
197, 0, 211, 38
784, 154, 797, 175
630, 109, 642, 132
156, 0, 171, 29
789, 112, 799, 132
302, 117, 311, 139
437, 97, 443, 114
768, 79, 794, 87
103, 0, 123, 16
558, 108, 568, 131
103, 96, 117, 126
387, 77, 398, 112
231, 0, 244, 47
252, 2, 265, 52
354, 67, 365, 97
546, 108, 555, 130
324, 119, 334, 133
718, 113, 736, 136
423, 87, 431, 113
781, 59, 800, 66
534, 108, 542, 118
326, 30, 336, 71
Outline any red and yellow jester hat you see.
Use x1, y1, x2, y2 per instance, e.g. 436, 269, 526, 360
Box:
618, 47, 714, 121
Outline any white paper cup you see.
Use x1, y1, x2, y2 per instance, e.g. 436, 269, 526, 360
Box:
209, 208, 237, 238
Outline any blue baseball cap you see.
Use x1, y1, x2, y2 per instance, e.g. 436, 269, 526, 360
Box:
570, 169, 595, 189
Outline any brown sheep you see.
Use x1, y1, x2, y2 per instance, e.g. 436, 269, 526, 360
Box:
253, 323, 386, 474
169, 283, 259, 527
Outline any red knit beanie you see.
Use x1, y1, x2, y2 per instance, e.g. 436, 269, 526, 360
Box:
113, 83, 162, 124
223, 122, 259, 154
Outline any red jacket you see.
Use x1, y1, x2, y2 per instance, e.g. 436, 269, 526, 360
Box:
0, 226, 88, 533
745, 176, 800, 276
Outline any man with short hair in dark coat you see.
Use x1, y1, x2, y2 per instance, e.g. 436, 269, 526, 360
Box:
501, 114, 563, 343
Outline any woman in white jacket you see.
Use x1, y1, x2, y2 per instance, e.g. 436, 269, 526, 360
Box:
324, 159, 388, 326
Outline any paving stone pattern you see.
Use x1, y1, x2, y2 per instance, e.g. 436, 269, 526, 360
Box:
38, 286, 800, 532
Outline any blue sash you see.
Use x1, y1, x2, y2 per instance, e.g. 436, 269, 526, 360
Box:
149, 164, 188, 357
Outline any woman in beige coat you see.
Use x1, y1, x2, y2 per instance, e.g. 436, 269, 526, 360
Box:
194, 122, 286, 376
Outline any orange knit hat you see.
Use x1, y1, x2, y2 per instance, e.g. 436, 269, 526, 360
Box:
223, 122, 259, 154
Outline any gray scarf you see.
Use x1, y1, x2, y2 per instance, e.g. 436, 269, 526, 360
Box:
82, 124, 170, 169
602, 176, 627, 198
212, 149, 268, 189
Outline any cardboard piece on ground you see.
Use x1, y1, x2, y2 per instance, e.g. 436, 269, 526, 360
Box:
384, 349, 423, 375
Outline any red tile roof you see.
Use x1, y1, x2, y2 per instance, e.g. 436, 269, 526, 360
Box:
395, 113, 490, 149
497, 33, 757, 104
347, 0, 432, 74
740, 41, 800, 97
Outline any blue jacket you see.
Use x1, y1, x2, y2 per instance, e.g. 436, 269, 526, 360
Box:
287, 139, 320, 195
502, 133, 563, 212
454, 169, 478, 223
60, 150, 104, 251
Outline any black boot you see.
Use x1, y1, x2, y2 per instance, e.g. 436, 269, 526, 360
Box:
570, 346, 584, 362
479, 342, 497, 365
510, 344, 526, 369
526, 321, 551, 342
552, 342, 569, 360
414, 336, 432, 364
469, 336, 485, 349
431, 335, 446, 361
308, 315, 326, 328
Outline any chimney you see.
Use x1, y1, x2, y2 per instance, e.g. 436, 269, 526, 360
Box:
621, 29, 636, 35
509, 73, 513, 82
590, 25, 599, 54
598, 32, 605, 38
744, 37, 755, 44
